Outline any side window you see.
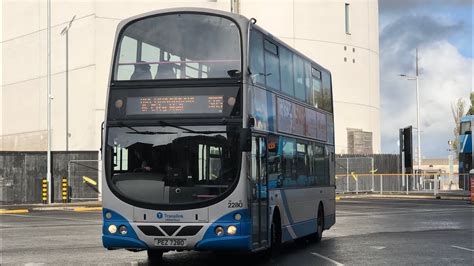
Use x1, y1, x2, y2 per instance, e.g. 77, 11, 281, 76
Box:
264, 40, 280, 90
268, 135, 281, 188
250, 30, 265, 85
296, 142, 308, 186
311, 68, 323, 108
313, 144, 329, 186
307, 144, 316, 186
321, 71, 333, 112
293, 55, 306, 101
323, 146, 330, 186
280, 47, 294, 96
304, 61, 312, 104
281, 138, 296, 187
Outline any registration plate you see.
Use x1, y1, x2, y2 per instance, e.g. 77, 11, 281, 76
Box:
154, 238, 186, 247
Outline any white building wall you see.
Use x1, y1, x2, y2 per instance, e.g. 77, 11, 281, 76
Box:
1, 0, 380, 154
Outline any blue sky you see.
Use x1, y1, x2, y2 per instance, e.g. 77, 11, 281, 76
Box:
379, 0, 473, 158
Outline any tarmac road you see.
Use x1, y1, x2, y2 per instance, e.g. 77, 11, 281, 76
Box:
1, 198, 472, 265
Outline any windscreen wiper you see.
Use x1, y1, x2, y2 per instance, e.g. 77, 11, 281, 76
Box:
158, 120, 227, 135
118, 122, 177, 135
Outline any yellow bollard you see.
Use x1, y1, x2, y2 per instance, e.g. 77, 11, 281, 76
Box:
62, 176, 69, 203
42, 177, 48, 204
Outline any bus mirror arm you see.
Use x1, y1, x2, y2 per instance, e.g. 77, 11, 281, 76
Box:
239, 128, 252, 152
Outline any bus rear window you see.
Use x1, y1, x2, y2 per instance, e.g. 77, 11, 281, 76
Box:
114, 13, 241, 81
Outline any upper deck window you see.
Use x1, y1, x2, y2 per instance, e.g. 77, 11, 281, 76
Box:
114, 13, 241, 81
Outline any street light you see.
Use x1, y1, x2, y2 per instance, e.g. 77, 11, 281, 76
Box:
46, 0, 52, 204
61, 15, 76, 152
399, 50, 421, 189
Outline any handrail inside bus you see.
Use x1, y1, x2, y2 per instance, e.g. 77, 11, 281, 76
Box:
118, 59, 240, 65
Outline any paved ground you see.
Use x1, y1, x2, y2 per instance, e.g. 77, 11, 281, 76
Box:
1, 198, 472, 265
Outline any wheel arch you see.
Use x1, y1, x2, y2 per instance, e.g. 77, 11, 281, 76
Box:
271, 205, 281, 225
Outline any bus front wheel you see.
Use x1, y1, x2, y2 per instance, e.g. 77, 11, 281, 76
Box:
270, 214, 282, 254
147, 250, 163, 263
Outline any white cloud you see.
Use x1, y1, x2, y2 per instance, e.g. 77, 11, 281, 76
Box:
381, 40, 472, 157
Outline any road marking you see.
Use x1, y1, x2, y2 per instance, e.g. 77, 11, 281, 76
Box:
310, 252, 344, 265
451, 245, 474, 252
340, 200, 472, 208
0, 209, 29, 214
73, 207, 102, 212
370, 246, 386, 250
1, 213, 98, 222
336, 209, 469, 217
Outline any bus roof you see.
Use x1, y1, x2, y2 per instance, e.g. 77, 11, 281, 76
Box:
461, 115, 474, 122
116, 8, 248, 36
114, 7, 331, 75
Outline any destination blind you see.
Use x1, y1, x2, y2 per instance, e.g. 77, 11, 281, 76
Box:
126, 95, 224, 115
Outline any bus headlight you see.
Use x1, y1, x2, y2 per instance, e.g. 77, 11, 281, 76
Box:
215, 226, 225, 236
108, 224, 117, 234
227, 225, 237, 235
119, 225, 128, 235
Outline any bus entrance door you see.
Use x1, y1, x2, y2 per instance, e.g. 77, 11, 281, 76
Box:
250, 135, 269, 248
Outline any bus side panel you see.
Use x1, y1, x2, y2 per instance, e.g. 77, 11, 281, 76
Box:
323, 187, 336, 230
269, 186, 335, 242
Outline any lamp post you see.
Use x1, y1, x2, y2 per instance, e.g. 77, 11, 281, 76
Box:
400, 49, 421, 189
46, 0, 52, 204
447, 140, 454, 189
60, 15, 75, 152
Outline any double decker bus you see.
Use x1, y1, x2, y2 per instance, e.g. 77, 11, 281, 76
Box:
459, 115, 473, 189
102, 8, 335, 260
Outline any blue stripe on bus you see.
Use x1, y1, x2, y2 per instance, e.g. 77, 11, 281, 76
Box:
281, 226, 292, 242
281, 218, 317, 240
291, 218, 317, 237
102, 208, 148, 249
194, 209, 252, 251
279, 190, 295, 225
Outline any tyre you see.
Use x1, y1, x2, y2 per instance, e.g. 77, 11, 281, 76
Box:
308, 206, 324, 243
269, 215, 282, 255
147, 250, 163, 264
314, 207, 324, 242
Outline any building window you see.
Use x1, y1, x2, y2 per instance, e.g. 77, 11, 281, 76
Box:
345, 3, 350, 34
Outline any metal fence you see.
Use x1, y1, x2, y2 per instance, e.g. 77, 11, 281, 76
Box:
336, 173, 471, 196
336, 157, 375, 192
67, 160, 102, 201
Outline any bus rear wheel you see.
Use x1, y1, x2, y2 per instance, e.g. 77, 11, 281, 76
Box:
147, 250, 163, 263
314, 207, 324, 242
